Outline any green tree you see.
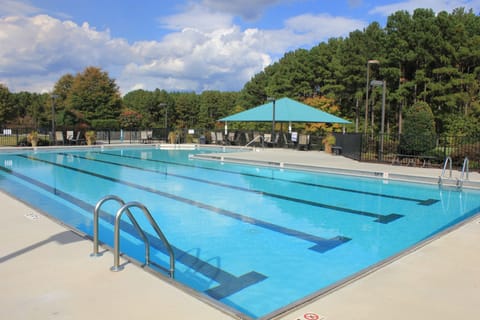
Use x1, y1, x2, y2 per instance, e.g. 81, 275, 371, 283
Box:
66, 66, 122, 125
0, 84, 13, 126
399, 101, 436, 154
170, 92, 198, 129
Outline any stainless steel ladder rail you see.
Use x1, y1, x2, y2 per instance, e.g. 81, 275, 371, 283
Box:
112, 201, 175, 278
91, 195, 175, 278
438, 156, 453, 186
457, 157, 469, 189
91, 195, 149, 258
92, 195, 127, 256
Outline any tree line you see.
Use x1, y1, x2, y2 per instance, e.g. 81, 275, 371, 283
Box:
241, 7, 480, 137
0, 7, 478, 138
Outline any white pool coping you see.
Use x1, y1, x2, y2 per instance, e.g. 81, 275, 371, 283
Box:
1, 146, 479, 320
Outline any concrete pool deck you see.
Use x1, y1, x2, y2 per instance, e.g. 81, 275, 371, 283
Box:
1, 147, 479, 320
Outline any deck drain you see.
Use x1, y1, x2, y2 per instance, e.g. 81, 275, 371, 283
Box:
24, 213, 40, 220
293, 312, 325, 320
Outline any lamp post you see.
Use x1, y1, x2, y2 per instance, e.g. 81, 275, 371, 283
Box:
158, 103, 167, 141
370, 80, 386, 161
51, 94, 58, 145
267, 97, 276, 140
364, 60, 380, 135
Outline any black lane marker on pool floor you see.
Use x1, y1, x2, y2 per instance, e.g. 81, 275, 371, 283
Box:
0, 164, 266, 300
98, 151, 439, 206
82, 152, 403, 224
18, 154, 351, 252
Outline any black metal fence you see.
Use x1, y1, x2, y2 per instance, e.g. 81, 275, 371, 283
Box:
2, 127, 478, 169
351, 133, 479, 169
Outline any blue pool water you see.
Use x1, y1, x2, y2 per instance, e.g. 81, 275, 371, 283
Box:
1, 146, 479, 318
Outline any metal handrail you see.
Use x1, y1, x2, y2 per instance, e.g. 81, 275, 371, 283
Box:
457, 157, 469, 188
92, 195, 175, 278
112, 201, 175, 278
91, 195, 126, 257
244, 135, 264, 148
438, 156, 453, 185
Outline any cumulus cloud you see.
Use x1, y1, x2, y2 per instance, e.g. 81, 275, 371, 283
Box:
201, 0, 280, 20
0, 14, 133, 90
0, 2, 367, 94
0, 0, 40, 16
122, 26, 272, 92
369, 0, 480, 16
159, 3, 234, 32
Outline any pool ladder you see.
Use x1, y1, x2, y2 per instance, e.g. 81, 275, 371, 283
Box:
438, 157, 469, 190
91, 195, 175, 278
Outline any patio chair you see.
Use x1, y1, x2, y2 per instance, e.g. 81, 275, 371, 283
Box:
265, 133, 279, 148
140, 130, 152, 143
298, 134, 310, 150
55, 131, 65, 145
244, 132, 250, 145
66, 130, 74, 144
215, 132, 225, 145
263, 133, 271, 143
210, 132, 217, 144
69, 131, 85, 145
227, 132, 236, 145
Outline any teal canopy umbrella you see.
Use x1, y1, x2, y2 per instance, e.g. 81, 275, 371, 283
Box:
219, 97, 350, 123
219, 97, 350, 135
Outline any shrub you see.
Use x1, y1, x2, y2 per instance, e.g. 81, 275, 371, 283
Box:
398, 101, 436, 155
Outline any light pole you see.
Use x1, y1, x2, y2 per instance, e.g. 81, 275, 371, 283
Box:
51, 94, 58, 145
158, 103, 167, 141
371, 80, 386, 161
267, 97, 276, 140
364, 60, 380, 135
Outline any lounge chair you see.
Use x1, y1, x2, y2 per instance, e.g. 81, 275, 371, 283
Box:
140, 130, 152, 143
69, 131, 85, 145
210, 132, 217, 144
55, 131, 65, 145
227, 132, 236, 145
66, 130, 74, 144
298, 134, 310, 150
216, 132, 225, 145
265, 133, 279, 148
263, 133, 271, 144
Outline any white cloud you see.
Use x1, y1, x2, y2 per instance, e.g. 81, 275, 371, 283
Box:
0, 3, 368, 94
0, 0, 40, 16
201, 0, 280, 20
122, 26, 272, 92
159, 3, 233, 32
0, 14, 133, 91
369, 0, 480, 16
285, 13, 366, 42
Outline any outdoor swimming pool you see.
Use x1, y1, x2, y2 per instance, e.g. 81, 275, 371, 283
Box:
1, 146, 479, 319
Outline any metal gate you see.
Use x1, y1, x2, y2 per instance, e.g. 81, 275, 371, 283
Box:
333, 133, 362, 161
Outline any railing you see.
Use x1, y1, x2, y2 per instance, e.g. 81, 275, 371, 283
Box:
438, 156, 453, 187
438, 156, 470, 190
92, 195, 175, 278
244, 134, 264, 148
441, 156, 453, 179
458, 157, 469, 188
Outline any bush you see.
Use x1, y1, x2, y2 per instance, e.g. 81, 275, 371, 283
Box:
398, 101, 436, 155
17, 137, 50, 147
92, 119, 119, 130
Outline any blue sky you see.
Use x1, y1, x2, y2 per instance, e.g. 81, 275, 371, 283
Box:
1, 0, 479, 94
